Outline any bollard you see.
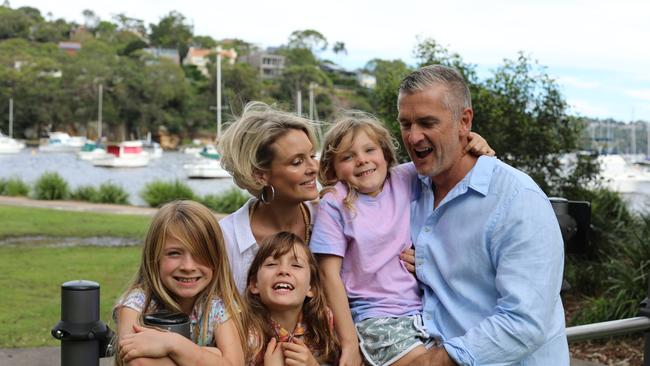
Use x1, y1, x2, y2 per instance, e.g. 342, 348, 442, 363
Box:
51, 280, 113, 366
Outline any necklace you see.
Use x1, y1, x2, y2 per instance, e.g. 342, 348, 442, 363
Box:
249, 201, 311, 243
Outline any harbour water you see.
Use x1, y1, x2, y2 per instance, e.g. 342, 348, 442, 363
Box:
0, 149, 239, 206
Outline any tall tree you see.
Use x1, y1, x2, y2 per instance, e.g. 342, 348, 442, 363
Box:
149, 11, 193, 63
287, 29, 327, 53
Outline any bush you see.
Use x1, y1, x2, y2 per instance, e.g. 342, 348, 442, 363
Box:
200, 188, 250, 214
70, 185, 99, 202
33, 172, 69, 200
96, 183, 129, 205
140, 180, 195, 207
1, 177, 29, 196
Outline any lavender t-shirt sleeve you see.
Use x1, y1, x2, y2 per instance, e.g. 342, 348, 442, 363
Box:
309, 195, 347, 257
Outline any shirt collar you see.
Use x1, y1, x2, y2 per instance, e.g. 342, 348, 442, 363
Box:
417, 155, 496, 197
233, 198, 258, 254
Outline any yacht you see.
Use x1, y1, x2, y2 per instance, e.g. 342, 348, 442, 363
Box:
39, 132, 86, 152
92, 140, 150, 168
598, 154, 650, 194
184, 146, 230, 178
0, 132, 25, 154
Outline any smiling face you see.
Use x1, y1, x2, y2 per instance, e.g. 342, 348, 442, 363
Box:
398, 85, 471, 178
333, 129, 388, 196
249, 243, 314, 315
159, 234, 213, 313
259, 129, 319, 203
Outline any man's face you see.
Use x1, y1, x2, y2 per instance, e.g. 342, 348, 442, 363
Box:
398, 85, 470, 178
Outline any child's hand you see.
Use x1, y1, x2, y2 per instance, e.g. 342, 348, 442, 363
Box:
465, 132, 495, 157
119, 324, 175, 362
264, 338, 285, 366
282, 338, 319, 366
339, 342, 363, 366
400, 247, 416, 274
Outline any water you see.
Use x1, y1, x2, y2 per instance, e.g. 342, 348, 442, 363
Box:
0, 149, 239, 206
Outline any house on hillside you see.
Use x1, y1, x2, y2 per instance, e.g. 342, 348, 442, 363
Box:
240, 48, 285, 79
184, 47, 213, 77
58, 42, 82, 56
142, 48, 180, 65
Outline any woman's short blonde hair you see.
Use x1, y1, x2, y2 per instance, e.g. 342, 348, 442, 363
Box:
218, 102, 318, 197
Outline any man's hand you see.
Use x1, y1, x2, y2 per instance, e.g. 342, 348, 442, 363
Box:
410, 346, 457, 366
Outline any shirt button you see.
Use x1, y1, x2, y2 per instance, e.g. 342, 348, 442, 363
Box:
424, 226, 431, 232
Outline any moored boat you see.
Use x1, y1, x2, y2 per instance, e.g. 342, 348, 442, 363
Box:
0, 132, 25, 154
39, 132, 86, 152
91, 140, 150, 168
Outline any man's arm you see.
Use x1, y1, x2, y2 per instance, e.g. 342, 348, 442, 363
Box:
444, 188, 565, 365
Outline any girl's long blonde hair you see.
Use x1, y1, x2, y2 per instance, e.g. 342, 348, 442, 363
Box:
115, 200, 249, 360
318, 112, 399, 211
245, 232, 338, 364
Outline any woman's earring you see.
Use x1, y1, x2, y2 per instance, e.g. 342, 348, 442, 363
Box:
260, 185, 275, 204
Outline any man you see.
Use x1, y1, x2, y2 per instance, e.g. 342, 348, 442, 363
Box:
397, 65, 569, 365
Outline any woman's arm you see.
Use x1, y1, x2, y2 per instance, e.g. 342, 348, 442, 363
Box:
318, 255, 363, 366
465, 132, 495, 156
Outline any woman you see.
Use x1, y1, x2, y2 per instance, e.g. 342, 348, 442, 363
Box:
218, 102, 320, 293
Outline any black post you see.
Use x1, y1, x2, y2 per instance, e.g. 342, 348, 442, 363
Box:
52, 280, 112, 366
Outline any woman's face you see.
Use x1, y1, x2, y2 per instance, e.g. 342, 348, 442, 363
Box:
261, 129, 319, 203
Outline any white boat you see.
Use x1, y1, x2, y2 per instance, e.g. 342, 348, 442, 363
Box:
142, 141, 163, 159
39, 132, 86, 152
598, 154, 650, 193
0, 132, 25, 154
77, 142, 107, 161
92, 140, 150, 168
184, 158, 231, 178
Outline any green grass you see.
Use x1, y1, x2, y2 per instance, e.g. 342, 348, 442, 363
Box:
0, 206, 150, 239
0, 245, 141, 347
0, 205, 151, 347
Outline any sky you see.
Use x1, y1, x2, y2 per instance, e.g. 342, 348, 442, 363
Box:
8, 0, 650, 122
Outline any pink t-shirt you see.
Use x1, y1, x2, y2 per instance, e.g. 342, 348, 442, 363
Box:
310, 163, 423, 323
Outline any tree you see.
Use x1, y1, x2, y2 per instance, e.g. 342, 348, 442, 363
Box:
287, 29, 327, 53
332, 41, 347, 55
149, 11, 193, 63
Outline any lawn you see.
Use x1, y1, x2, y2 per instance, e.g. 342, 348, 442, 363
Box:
0, 206, 150, 347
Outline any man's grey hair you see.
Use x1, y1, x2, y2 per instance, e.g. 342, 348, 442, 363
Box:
398, 64, 472, 120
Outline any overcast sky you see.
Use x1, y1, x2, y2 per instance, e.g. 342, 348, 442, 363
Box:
9, 0, 650, 122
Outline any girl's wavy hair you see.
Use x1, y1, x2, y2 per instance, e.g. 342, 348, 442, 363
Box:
245, 232, 338, 364
218, 101, 319, 197
318, 111, 399, 211
114, 200, 249, 364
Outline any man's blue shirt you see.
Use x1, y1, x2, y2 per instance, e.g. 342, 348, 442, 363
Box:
411, 156, 569, 365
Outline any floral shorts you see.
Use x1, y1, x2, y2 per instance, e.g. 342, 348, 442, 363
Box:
355, 314, 435, 366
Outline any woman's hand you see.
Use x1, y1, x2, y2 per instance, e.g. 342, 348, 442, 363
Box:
119, 324, 175, 362
282, 338, 319, 366
465, 132, 495, 157
400, 247, 416, 274
264, 338, 285, 366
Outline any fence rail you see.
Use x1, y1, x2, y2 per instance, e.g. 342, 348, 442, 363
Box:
566, 316, 650, 342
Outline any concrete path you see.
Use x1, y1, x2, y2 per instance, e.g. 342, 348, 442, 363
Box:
0, 196, 226, 219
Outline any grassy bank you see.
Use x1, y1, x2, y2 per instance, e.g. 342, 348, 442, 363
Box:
0, 205, 150, 239
0, 206, 150, 347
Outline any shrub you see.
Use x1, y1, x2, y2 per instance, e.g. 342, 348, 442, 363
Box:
2, 177, 29, 197
33, 172, 69, 200
0, 179, 6, 195
140, 180, 195, 207
96, 183, 129, 205
70, 185, 99, 202
200, 188, 250, 214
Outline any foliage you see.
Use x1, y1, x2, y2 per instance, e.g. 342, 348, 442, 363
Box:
140, 179, 195, 207
200, 188, 250, 214
70, 185, 99, 201
0, 176, 29, 196
33, 172, 69, 200
287, 29, 328, 53
96, 182, 129, 204
149, 11, 193, 63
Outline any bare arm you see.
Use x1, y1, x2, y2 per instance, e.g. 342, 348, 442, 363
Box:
213, 318, 245, 366
465, 132, 495, 156
318, 255, 363, 366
